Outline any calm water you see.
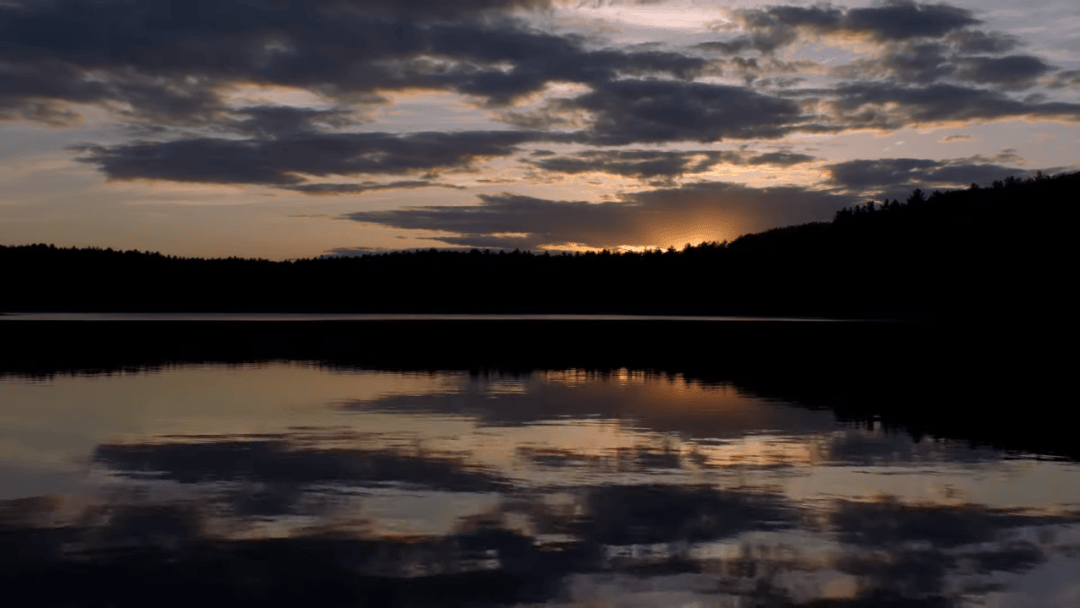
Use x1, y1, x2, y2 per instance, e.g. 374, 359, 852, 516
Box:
2, 363, 1077, 607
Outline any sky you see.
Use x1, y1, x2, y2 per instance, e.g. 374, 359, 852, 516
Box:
1, 0, 1078, 259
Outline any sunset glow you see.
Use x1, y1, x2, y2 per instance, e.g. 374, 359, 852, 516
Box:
0, 0, 1077, 258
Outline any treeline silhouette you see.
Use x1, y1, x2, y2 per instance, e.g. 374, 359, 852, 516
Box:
2, 170, 1075, 319
0, 319, 1071, 458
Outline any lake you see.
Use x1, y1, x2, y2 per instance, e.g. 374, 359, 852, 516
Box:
2, 330, 1078, 607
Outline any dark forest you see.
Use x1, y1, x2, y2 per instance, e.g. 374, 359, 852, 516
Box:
2, 170, 1074, 320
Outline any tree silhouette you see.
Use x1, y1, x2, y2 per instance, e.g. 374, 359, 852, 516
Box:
2, 170, 1076, 319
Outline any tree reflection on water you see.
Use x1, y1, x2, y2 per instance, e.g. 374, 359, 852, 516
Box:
1, 363, 1078, 607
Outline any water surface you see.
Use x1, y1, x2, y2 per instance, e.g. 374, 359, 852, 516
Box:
2, 363, 1077, 607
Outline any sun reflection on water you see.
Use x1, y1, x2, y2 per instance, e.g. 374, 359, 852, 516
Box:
2, 362, 1080, 606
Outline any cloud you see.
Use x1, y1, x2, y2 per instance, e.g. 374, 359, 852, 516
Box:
224, 105, 362, 138
342, 0, 559, 17
820, 82, 1080, 130
424, 28, 707, 105
343, 181, 853, 249
76, 130, 551, 185
825, 156, 1032, 197
1049, 70, 1080, 89
72, 76, 831, 188
4, 0, 1076, 251
4, 0, 1072, 192
714, 1, 981, 54
0, 0, 706, 126
94, 437, 508, 493
340, 371, 836, 438
747, 151, 817, 166
560, 79, 811, 144
0, 63, 114, 126
323, 245, 403, 257
582, 484, 794, 545
834, 41, 954, 83
715, 3, 1054, 93
431, 234, 543, 250
0, 56, 226, 126
829, 37, 1053, 90
825, 496, 1077, 600
830, 496, 1064, 550
948, 29, 1021, 54
842, 1, 980, 41
528, 149, 816, 179
954, 55, 1055, 89
284, 181, 464, 195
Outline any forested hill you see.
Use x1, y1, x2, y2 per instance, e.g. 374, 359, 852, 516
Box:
2, 171, 1075, 319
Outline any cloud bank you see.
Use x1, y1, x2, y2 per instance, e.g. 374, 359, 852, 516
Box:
1, 0, 1076, 254
344, 182, 854, 250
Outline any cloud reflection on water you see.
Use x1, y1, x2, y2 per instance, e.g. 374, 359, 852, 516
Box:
1, 363, 1080, 606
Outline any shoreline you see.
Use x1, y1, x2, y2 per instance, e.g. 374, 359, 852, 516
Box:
0, 317, 1068, 459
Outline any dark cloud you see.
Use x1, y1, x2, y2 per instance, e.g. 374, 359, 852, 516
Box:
821, 82, 1080, 130
712, 3, 1054, 94
0, 98, 83, 127
94, 437, 508, 493
432, 234, 542, 250
3, 0, 1071, 195
344, 181, 853, 249
224, 105, 361, 138
4, 0, 1075, 227
833, 42, 1053, 90
335, 0, 559, 18
529, 149, 816, 179
77, 138, 303, 185
826, 497, 1077, 600
284, 181, 463, 195
715, 1, 981, 54
955, 55, 1055, 89
76, 130, 549, 185
928, 163, 1029, 185
0, 498, 573, 604
323, 245, 404, 257
0, 0, 705, 126
423, 28, 706, 105
827, 158, 945, 190
830, 497, 1061, 550
582, 484, 794, 545
561, 79, 810, 144
712, 2, 1059, 97
844, 1, 980, 41
835, 42, 954, 83
825, 157, 1032, 197
529, 150, 742, 178
747, 151, 816, 166
3, 490, 1065, 607
0, 57, 227, 126
1049, 70, 1080, 89
948, 29, 1022, 54
0, 62, 114, 125
73, 77, 829, 189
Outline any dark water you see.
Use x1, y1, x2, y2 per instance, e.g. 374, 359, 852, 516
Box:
2, 362, 1078, 607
